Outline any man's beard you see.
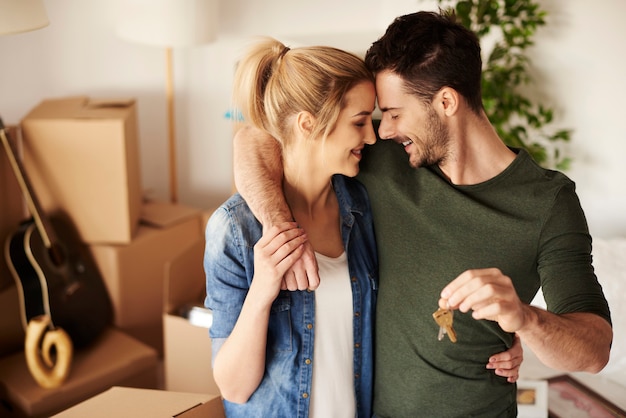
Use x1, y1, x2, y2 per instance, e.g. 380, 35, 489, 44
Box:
410, 108, 450, 168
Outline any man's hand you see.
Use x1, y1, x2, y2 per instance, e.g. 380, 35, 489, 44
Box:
441, 271, 525, 382
281, 239, 321, 291
439, 268, 528, 333
440, 268, 612, 373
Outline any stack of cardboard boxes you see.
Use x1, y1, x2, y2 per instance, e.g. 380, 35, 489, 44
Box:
163, 234, 218, 395
0, 96, 218, 417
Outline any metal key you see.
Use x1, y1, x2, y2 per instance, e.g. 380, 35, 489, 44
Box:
433, 309, 447, 341
432, 307, 457, 343
437, 323, 445, 341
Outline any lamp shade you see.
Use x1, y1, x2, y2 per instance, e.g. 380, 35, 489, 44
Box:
117, 0, 218, 48
0, 0, 49, 36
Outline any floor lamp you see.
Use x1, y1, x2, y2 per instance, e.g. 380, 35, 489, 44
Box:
0, 0, 49, 245
117, 0, 218, 203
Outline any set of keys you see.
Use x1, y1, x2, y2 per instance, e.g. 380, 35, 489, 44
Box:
432, 306, 457, 343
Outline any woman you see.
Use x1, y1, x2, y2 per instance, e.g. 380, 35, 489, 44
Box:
204, 38, 378, 417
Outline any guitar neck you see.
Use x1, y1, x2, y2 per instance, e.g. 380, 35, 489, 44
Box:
0, 118, 57, 249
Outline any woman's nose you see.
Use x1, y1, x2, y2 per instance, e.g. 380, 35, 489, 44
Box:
364, 125, 376, 145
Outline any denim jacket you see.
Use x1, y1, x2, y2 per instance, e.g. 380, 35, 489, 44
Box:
204, 175, 378, 418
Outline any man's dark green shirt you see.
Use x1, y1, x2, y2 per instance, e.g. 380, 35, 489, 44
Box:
358, 140, 611, 417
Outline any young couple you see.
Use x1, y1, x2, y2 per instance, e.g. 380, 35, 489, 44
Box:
204, 9, 612, 418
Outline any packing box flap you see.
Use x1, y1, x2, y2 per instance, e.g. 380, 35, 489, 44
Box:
86, 98, 135, 108
142, 200, 202, 228
24, 96, 135, 120
52, 386, 224, 418
177, 396, 224, 418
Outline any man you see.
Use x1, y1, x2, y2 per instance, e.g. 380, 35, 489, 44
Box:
232, 9, 612, 417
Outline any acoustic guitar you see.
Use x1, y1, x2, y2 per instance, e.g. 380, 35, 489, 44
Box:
0, 118, 112, 350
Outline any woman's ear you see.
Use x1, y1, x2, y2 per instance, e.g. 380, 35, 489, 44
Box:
295, 111, 315, 137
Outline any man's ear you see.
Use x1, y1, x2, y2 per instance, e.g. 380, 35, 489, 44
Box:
436, 87, 460, 116
296, 111, 315, 136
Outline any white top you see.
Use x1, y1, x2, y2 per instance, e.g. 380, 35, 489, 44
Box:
309, 251, 355, 418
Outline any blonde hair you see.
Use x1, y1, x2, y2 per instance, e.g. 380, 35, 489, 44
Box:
232, 37, 374, 148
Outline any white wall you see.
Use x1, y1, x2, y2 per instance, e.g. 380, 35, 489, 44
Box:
0, 0, 624, 238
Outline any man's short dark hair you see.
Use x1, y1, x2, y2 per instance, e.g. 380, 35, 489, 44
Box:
365, 9, 483, 113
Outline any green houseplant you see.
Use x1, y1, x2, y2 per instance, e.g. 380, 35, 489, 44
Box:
435, 0, 572, 169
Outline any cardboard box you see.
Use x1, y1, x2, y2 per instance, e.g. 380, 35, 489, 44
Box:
90, 201, 203, 354
0, 328, 158, 418
20, 96, 142, 244
52, 386, 224, 418
163, 239, 219, 394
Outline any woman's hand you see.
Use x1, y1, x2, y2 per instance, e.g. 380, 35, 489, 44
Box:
251, 222, 308, 301
487, 333, 523, 383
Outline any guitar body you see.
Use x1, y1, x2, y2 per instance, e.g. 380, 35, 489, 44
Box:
6, 212, 112, 348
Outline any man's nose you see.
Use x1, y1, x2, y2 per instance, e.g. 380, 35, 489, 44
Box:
378, 119, 393, 140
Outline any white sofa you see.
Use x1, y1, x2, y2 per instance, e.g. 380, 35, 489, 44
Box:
520, 237, 626, 410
